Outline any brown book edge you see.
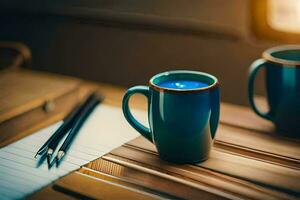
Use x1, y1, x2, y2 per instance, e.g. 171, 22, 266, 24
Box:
0, 82, 99, 148
0, 87, 80, 148
0, 69, 81, 123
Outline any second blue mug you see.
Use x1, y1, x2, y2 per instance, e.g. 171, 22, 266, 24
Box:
248, 45, 300, 136
122, 70, 220, 163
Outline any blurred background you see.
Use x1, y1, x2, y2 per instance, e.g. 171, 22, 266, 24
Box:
0, 0, 299, 106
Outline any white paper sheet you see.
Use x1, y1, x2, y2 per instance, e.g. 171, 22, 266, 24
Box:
0, 104, 147, 199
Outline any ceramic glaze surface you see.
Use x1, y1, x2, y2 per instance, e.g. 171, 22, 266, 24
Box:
248, 46, 300, 136
122, 70, 220, 163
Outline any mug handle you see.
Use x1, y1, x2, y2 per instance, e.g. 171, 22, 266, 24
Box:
248, 59, 273, 121
122, 86, 153, 142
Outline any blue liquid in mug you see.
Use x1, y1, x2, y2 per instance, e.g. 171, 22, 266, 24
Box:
157, 80, 209, 89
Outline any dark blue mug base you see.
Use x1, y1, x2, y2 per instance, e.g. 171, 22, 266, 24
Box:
276, 127, 300, 138
158, 153, 209, 164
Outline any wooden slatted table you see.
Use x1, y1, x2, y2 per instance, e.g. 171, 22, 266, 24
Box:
8, 77, 297, 200
29, 82, 300, 200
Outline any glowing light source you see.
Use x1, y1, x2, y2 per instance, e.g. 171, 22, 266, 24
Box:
268, 0, 300, 33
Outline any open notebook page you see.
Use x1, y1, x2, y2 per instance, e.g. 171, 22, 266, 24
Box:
0, 104, 147, 199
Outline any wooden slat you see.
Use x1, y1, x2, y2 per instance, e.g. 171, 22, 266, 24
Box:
29, 184, 75, 200
79, 167, 179, 199
52, 172, 161, 200
104, 149, 291, 199
118, 137, 300, 199
221, 99, 300, 140
30, 170, 164, 200
215, 124, 300, 169
220, 102, 275, 133
82, 159, 228, 200
102, 151, 295, 200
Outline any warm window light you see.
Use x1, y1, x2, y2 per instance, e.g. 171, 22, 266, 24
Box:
268, 0, 300, 34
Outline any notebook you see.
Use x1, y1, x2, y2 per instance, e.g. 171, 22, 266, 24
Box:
0, 104, 146, 199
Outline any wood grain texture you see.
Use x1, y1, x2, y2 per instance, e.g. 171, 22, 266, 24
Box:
82, 160, 228, 200
29, 171, 163, 200
105, 138, 299, 200
0, 69, 81, 123
102, 155, 297, 200
53, 172, 161, 200
29, 184, 75, 200
215, 124, 300, 169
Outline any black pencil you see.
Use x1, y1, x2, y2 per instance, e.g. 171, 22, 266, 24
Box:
45, 93, 98, 165
35, 92, 97, 158
55, 96, 102, 165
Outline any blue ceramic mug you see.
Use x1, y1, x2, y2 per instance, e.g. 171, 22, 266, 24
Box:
122, 70, 220, 163
248, 45, 300, 136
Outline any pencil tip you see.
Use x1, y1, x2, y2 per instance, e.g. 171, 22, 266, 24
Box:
47, 148, 54, 155
35, 146, 49, 158
55, 151, 65, 167
46, 148, 54, 168
57, 151, 65, 160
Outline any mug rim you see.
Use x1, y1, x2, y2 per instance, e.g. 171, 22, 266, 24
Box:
262, 45, 300, 67
149, 70, 219, 92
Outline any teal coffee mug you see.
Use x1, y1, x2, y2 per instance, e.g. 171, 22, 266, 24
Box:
122, 70, 220, 163
248, 45, 300, 135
